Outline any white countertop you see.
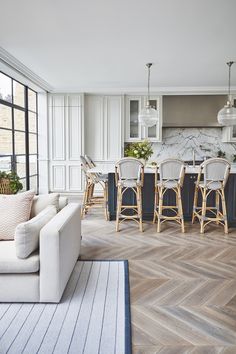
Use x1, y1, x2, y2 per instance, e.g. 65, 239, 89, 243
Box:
88, 163, 236, 174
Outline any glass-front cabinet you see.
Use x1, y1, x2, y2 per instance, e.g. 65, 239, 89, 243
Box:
222, 95, 236, 142
125, 95, 162, 142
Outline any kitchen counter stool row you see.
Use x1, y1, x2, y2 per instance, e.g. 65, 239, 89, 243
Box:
80, 156, 231, 234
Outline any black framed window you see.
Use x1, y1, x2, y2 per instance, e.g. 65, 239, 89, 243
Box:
0, 72, 38, 192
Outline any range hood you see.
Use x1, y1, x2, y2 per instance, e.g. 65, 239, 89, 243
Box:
163, 95, 227, 127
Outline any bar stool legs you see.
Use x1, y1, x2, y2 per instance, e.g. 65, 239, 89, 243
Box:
221, 189, 228, 234
116, 186, 143, 232
177, 186, 185, 233
200, 188, 207, 234
81, 180, 109, 220
192, 186, 229, 234
116, 185, 122, 232
155, 185, 185, 233
137, 185, 143, 232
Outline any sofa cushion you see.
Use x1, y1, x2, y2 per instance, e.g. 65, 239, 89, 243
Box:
15, 205, 57, 259
31, 193, 59, 218
59, 196, 68, 211
0, 190, 35, 240
0, 241, 39, 273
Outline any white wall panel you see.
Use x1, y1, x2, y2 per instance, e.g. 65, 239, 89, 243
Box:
85, 95, 104, 160
68, 106, 82, 160
106, 96, 123, 161
50, 95, 66, 161
68, 165, 82, 191
49, 94, 84, 193
52, 165, 66, 191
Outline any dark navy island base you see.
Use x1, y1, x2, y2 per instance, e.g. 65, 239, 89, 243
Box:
108, 173, 236, 226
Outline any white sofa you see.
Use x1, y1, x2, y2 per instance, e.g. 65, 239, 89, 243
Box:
0, 197, 81, 303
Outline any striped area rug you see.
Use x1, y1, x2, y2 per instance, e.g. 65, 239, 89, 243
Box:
0, 261, 131, 354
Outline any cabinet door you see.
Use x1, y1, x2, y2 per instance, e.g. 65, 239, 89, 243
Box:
143, 96, 162, 142
84, 95, 104, 160
125, 96, 142, 141
104, 96, 123, 161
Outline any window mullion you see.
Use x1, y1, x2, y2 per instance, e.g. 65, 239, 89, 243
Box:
25, 87, 30, 190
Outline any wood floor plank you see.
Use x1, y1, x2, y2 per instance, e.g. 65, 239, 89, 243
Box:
80, 206, 236, 353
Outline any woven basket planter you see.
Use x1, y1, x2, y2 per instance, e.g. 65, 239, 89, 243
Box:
0, 178, 13, 194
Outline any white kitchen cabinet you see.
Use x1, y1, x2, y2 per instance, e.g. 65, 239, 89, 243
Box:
48, 94, 84, 193
125, 95, 162, 142
84, 94, 124, 162
222, 95, 236, 142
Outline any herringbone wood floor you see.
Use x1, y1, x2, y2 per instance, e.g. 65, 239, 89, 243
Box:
80, 208, 236, 354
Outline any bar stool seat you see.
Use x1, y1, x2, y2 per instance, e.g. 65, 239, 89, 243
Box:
96, 174, 108, 182
192, 158, 230, 234
198, 181, 222, 190
118, 179, 142, 188
157, 180, 179, 188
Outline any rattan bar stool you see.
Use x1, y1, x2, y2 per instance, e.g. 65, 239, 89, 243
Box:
84, 155, 96, 168
153, 159, 186, 233
192, 158, 230, 233
115, 157, 144, 232
80, 156, 108, 220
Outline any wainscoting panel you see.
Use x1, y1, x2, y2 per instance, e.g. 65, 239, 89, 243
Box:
84, 95, 104, 160
49, 94, 84, 193
68, 165, 82, 191
105, 96, 123, 161
50, 95, 66, 161
52, 165, 66, 191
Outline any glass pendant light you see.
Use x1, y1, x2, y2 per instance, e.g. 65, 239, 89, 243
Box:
138, 63, 158, 128
217, 61, 236, 126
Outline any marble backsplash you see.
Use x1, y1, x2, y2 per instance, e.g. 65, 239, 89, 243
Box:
152, 128, 236, 162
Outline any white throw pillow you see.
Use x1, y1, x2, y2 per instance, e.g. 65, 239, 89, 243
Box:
30, 193, 60, 218
15, 205, 57, 259
0, 190, 35, 240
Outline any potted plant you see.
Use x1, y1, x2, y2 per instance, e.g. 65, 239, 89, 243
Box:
124, 140, 153, 164
0, 171, 23, 194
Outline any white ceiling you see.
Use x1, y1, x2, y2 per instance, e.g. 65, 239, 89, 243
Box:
0, 0, 236, 92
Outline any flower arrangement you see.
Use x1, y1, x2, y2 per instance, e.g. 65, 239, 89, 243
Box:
124, 140, 153, 161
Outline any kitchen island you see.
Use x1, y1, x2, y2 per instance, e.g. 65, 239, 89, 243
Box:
88, 164, 236, 226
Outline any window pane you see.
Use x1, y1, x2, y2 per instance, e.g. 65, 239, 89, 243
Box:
30, 175, 38, 192
14, 109, 25, 131
0, 73, 12, 103
29, 133, 37, 154
29, 112, 37, 133
16, 155, 26, 178
0, 129, 12, 155
13, 81, 25, 107
28, 89, 36, 112
15, 131, 25, 154
0, 104, 12, 129
0, 155, 12, 172
29, 155, 37, 175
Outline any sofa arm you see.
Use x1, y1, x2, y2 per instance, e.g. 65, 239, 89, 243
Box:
39, 203, 81, 302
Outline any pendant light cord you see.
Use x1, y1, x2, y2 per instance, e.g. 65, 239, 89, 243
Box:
227, 61, 234, 103
147, 65, 150, 102
146, 63, 152, 107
